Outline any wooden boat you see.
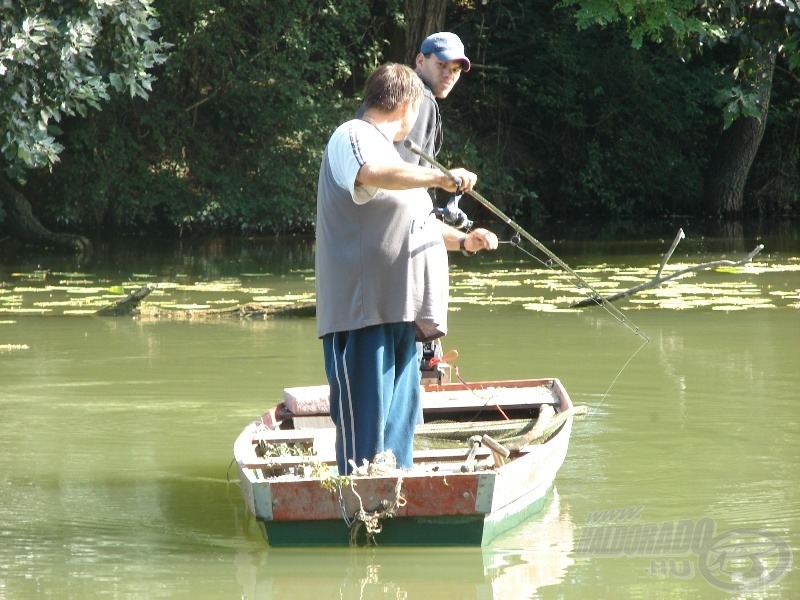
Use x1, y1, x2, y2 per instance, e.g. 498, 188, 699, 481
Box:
234, 372, 582, 547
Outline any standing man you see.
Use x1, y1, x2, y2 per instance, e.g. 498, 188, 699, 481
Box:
399, 31, 470, 167
356, 32, 470, 167
316, 63, 497, 475
402, 32, 472, 372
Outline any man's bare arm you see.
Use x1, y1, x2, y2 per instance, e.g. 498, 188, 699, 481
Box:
357, 163, 476, 193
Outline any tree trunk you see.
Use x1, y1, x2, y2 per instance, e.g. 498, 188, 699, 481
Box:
703, 50, 776, 216
383, 0, 448, 66
0, 173, 92, 255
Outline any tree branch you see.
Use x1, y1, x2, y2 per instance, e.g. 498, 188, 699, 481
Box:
95, 285, 155, 316
94, 285, 315, 319
571, 230, 764, 308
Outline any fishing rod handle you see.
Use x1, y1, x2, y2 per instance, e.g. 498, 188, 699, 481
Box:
405, 139, 523, 233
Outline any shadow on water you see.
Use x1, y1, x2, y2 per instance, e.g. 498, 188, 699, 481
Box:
517, 216, 799, 244
1, 235, 317, 278
2, 217, 798, 277
486, 216, 800, 260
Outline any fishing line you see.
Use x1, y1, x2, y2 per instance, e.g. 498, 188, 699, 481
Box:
405, 140, 649, 411
505, 235, 649, 414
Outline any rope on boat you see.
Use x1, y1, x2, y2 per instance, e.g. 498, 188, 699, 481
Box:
348, 475, 406, 546
415, 404, 589, 466
415, 405, 590, 451
337, 451, 408, 546
504, 405, 589, 451
337, 405, 589, 545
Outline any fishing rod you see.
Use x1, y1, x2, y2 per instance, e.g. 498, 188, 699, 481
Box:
406, 140, 650, 412
405, 139, 648, 343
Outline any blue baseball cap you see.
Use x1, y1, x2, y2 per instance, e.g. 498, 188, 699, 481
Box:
420, 32, 471, 72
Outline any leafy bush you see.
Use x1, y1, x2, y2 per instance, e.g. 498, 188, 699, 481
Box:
446, 0, 723, 219
28, 0, 382, 234
12, 0, 799, 237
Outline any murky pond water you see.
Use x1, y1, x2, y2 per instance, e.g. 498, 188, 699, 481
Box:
1, 222, 798, 598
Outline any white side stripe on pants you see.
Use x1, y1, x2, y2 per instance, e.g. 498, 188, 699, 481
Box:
332, 332, 357, 468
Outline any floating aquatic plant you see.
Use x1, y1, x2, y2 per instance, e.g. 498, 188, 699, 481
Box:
2, 251, 798, 317
0, 344, 29, 352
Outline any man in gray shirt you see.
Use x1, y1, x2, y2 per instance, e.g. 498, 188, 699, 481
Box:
316, 63, 497, 475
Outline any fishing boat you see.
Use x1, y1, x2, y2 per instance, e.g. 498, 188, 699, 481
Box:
233, 364, 584, 547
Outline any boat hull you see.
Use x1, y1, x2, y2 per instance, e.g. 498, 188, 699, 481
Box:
234, 378, 575, 546
262, 484, 552, 547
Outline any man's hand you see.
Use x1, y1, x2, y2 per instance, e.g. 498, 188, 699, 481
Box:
442, 224, 499, 254
440, 168, 477, 193
462, 228, 498, 253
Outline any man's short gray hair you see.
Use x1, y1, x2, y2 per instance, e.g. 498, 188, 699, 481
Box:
363, 63, 424, 113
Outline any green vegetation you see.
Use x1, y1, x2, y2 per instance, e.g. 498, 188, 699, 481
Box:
2, 257, 798, 315
1, 1, 798, 247
556, 0, 800, 213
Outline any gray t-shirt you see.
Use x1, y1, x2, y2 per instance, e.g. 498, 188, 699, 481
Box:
315, 119, 449, 342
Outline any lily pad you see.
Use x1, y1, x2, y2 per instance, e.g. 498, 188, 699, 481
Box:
0, 344, 29, 352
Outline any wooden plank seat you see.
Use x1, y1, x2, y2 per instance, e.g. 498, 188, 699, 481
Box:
281, 381, 560, 418
239, 446, 497, 471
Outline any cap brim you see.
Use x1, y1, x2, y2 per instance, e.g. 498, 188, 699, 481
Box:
434, 51, 471, 72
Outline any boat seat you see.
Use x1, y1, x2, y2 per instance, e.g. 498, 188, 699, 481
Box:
283, 383, 560, 417
240, 445, 495, 471
283, 385, 330, 415
282, 384, 433, 416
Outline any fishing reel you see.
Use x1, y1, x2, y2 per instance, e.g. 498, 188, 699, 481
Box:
420, 339, 451, 385
432, 192, 473, 230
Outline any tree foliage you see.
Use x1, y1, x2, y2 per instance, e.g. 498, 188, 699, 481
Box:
1, 0, 798, 243
443, 0, 722, 218
35, 0, 389, 234
554, 0, 800, 215
0, 0, 169, 183
558, 0, 800, 127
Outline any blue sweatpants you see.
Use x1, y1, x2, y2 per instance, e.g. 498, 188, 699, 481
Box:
322, 322, 421, 475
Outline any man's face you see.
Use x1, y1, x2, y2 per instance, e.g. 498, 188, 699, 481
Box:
398, 97, 422, 140
415, 54, 463, 99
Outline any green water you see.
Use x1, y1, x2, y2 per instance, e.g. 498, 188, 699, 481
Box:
1, 227, 798, 598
